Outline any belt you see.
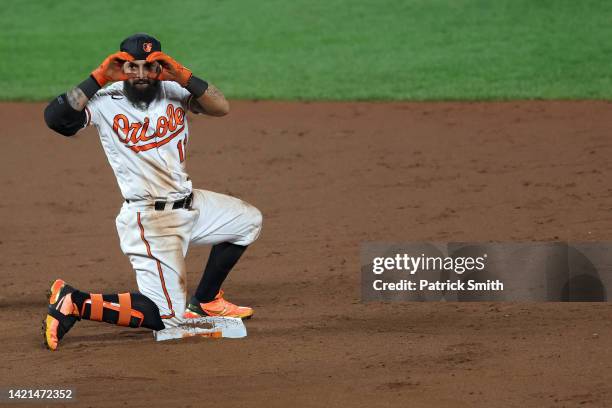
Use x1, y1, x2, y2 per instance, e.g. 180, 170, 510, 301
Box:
125, 193, 193, 211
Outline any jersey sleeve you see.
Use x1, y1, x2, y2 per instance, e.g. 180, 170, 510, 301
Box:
163, 81, 192, 111
84, 92, 103, 127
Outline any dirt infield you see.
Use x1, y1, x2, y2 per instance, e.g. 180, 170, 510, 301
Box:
1, 100, 612, 407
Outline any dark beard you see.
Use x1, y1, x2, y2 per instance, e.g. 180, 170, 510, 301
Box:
123, 80, 160, 109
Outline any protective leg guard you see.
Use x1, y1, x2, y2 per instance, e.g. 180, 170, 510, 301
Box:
80, 292, 164, 331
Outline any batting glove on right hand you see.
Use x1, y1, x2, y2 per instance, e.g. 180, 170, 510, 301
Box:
91, 51, 134, 87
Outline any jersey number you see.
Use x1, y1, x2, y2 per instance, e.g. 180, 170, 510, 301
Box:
176, 137, 187, 163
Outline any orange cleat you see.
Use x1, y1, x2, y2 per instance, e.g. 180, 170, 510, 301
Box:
184, 290, 253, 320
42, 279, 80, 351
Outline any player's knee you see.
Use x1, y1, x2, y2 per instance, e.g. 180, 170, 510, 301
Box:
234, 204, 262, 246
131, 293, 165, 331
246, 206, 263, 244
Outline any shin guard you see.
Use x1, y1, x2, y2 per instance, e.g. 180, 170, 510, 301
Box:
80, 292, 164, 330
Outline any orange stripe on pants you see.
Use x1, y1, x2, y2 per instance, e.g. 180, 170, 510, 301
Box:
137, 212, 175, 319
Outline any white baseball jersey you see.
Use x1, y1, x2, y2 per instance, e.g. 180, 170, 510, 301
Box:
82, 80, 263, 330
85, 81, 193, 202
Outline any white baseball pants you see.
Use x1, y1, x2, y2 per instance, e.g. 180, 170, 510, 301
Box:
114, 189, 262, 327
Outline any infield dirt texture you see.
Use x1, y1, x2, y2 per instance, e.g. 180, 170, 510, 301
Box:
2, 0, 612, 407
2, 101, 612, 407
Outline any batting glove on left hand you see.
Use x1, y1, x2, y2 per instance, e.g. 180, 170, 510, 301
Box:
146, 51, 193, 87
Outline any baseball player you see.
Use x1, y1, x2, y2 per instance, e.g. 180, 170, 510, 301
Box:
42, 33, 262, 351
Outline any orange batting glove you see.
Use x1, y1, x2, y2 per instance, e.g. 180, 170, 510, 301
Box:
146, 51, 192, 86
91, 51, 134, 87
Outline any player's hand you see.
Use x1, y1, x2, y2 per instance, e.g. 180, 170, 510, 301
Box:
91, 51, 135, 87
146, 51, 193, 87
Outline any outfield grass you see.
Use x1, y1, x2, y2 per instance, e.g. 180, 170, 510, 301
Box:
2, 0, 612, 101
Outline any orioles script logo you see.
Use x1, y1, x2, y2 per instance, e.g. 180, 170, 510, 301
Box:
112, 104, 186, 153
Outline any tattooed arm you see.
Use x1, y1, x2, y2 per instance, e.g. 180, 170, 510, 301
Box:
43, 84, 92, 136
65, 86, 90, 111
144, 52, 229, 117
44, 52, 132, 136
189, 83, 230, 117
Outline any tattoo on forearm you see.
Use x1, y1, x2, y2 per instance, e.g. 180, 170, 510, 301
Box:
205, 84, 225, 100
192, 84, 229, 116
66, 87, 88, 111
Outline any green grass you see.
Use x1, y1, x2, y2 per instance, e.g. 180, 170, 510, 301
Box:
2, 0, 612, 101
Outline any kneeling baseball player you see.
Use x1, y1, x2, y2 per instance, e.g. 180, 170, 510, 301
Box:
42, 33, 262, 350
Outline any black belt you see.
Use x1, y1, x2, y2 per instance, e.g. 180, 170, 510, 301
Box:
126, 193, 193, 211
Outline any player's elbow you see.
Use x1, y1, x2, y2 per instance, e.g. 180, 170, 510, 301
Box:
210, 100, 230, 117
220, 101, 230, 116
43, 96, 86, 137
44, 105, 76, 136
